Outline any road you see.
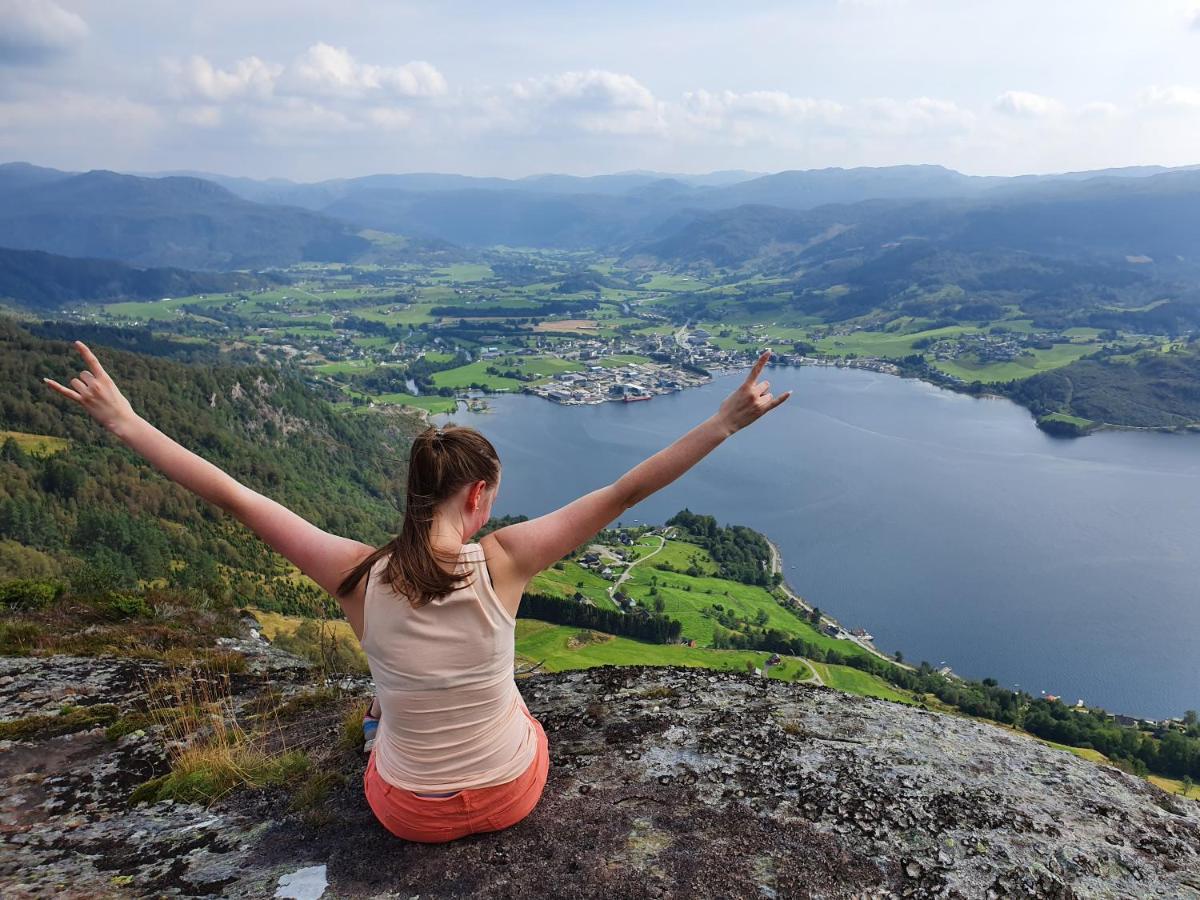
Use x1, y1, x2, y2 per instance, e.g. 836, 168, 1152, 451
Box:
673, 318, 692, 351
609, 535, 667, 600
792, 657, 823, 686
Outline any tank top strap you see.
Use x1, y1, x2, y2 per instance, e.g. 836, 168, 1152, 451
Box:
467, 542, 513, 625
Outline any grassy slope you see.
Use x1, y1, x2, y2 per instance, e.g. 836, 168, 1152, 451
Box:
808, 661, 916, 704
0, 430, 70, 456
513, 619, 813, 681
933, 343, 1094, 383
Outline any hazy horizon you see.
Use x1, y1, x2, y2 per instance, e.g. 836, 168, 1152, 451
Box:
4, 1, 1200, 181
8, 159, 1200, 186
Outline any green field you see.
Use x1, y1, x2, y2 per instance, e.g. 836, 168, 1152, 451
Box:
619, 538, 868, 656
431, 263, 494, 282
641, 274, 707, 291
103, 295, 215, 320
809, 661, 915, 703
311, 359, 376, 374
372, 393, 458, 414
817, 325, 976, 358
356, 303, 438, 326
933, 343, 1094, 383
594, 354, 656, 368
514, 619, 809, 680
530, 561, 620, 611
429, 355, 585, 391
431, 361, 526, 391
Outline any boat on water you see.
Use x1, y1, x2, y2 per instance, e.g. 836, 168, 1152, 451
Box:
623, 394, 651, 403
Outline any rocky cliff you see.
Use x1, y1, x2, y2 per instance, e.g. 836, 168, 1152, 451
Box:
1, 628, 1199, 899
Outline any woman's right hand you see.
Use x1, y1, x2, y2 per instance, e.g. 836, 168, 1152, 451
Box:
715, 348, 791, 434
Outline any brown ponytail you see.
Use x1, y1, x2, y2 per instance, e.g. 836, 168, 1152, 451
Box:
336, 423, 500, 608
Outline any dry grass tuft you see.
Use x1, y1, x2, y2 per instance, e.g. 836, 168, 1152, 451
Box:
130, 661, 310, 806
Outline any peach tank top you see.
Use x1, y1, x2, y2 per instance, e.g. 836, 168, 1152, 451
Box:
360, 542, 538, 793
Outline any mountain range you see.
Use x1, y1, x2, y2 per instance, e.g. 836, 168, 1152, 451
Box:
2, 160, 1200, 273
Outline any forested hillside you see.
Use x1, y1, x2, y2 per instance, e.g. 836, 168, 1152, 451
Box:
1007, 344, 1200, 429
0, 247, 278, 311
0, 170, 369, 269
0, 318, 421, 614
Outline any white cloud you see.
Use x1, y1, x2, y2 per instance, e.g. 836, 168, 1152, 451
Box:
508, 70, 665, 135
365, 106, 413, 130
993, 90, 1063, 118
860, 96, 974, 133
161, 44, 448, 138
1080, 101, 1120, 118
167, 44, 446, 105
0, 0, 88, 64
288, 43, 447, 99
170, 55, 281, 102
1141, 84, 1200, 109
681, 89, 842, 127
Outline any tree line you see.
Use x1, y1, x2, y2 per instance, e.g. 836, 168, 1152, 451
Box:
666, 509, 777, 586
518, 591, 683, 644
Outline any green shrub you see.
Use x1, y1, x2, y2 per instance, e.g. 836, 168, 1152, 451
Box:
0, 619, 43, 654
340, 698, 369, 752
67, 548, 138, 597
98, 592, 152, 621
134, 748, 311, 805
0, 578, 63, 610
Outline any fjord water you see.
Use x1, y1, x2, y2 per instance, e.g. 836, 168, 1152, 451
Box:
438, 367, 1200, 719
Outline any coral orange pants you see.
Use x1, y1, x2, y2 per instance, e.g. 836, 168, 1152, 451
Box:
363, 704, 549, 843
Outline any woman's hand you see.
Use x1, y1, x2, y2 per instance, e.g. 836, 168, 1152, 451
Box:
43, 341, 138, 434
715, 348, 791, 434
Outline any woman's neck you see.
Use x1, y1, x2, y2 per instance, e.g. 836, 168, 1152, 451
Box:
429, 518, 468, 555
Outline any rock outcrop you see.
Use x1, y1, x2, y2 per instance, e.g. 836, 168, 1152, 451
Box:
2, 645, 1199, 898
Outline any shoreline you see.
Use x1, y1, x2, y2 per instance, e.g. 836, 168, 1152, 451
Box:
761, 534, 915, 673
759, 532, 1188, 723
435, 353, 1200, 438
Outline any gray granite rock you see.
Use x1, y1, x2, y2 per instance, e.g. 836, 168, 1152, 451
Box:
2, 653, 1198, 898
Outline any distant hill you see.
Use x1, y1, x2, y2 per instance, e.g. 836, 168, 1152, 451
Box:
628, 170, 1200, 273
0, 169, 370, 270
1008, 344, 1200, 429
626, 203, 862, 269
5, 160, 1200, 259
0, 247, 277, 311
0, 162, 74, 194
321, 188, 673, 249
144, 168, 766, 209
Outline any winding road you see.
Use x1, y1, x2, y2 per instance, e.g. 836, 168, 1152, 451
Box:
608, 532, 669, 599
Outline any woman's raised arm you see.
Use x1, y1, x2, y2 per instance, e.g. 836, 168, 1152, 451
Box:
483, 348, 790, 588
43, 341, 374, 614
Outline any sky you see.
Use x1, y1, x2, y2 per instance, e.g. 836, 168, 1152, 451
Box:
2, 0, 1200, 181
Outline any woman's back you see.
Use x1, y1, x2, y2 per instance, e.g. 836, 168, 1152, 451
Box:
360, 542, 538, 793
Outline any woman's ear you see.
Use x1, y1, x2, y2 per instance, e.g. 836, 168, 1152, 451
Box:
469, 479, 486, 511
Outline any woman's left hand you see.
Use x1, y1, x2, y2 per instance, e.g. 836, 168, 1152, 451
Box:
43, 341, 138, 434
714, 348, 791, 434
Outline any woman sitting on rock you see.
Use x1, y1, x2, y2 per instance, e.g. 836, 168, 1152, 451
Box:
45, 341, 789, 842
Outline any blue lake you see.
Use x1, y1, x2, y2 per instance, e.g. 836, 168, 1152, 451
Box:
438, 366, 1200, 719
